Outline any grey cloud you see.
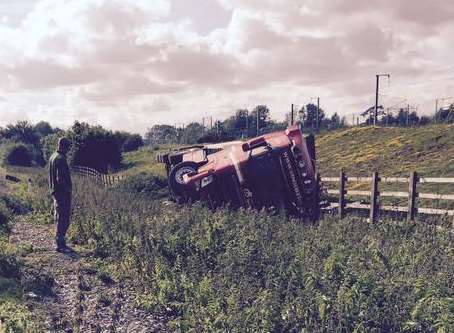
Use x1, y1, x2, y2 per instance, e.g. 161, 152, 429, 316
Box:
88, 37, 161, 65
79, 76, 184, 103
394, 0, 454, 27
345, 25, 394, 61
6, 60, 109, 90
151, 47, 240, 85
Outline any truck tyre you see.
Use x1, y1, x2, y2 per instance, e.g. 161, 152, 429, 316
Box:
168, 161, 199, 203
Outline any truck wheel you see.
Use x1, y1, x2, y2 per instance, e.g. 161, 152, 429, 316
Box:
168, 161, 198, 203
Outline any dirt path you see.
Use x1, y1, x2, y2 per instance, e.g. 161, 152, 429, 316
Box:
0, 168, 7, 194
9, 218, 169, 333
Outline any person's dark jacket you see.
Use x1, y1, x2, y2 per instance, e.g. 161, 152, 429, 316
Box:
49, 151, 72, 195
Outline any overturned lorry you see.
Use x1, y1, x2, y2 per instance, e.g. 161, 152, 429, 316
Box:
156, 125, 320, 221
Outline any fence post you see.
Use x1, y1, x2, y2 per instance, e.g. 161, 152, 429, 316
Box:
408, 171, 418, 221
370, 171, 379, 223
339, 170, 346, 218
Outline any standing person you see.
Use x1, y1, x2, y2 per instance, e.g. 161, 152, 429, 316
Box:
48, 137, 73, 253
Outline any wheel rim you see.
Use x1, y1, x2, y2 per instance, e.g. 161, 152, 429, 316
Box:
174, 166, 196, 185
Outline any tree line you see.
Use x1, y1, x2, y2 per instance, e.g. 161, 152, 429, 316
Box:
0, 121, 143, 172
145, 102, 454, 146
145, 103, 347, 146
362, 103, 454, 127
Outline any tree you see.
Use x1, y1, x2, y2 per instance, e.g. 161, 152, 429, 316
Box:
1, 121, 39, 145
325, 112, 345, 130
249, 105, 270, 135
122, 134, 143, 152
144, 125, 178, 146
396, 109, 408, 127
223, 109, 249, 137
34, 121, 55, 138
112, 131, 143, 152
301, 103, 325, 129
68, 121, 122, 173
180, 123, 204, 144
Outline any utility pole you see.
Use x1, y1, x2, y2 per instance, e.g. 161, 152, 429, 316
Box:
374, 74, 390, 125
256, 108, 260, 136
435, 99, 438, 123
245, 110, 249, 138
406, 104, 410, 127
291, 104, 294, 125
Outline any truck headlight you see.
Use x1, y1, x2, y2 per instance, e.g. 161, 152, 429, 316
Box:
201, 175, 214, 188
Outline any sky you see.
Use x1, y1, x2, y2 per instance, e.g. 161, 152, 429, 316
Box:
1, 0, 453, 134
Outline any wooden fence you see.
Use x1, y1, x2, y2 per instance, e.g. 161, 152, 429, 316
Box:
71, 166, 125, 186
321, 171, 454, 222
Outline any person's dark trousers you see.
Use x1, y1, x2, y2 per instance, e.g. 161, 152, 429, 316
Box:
52, 193, 71, 248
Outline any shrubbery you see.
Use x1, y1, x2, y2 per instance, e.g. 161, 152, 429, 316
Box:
122, 135, 143, 152
0, 195, 22, 279
114, 172, 168, 199
1, 143, 32, 167
67, 177, 454, 332
41, 121, 142, 172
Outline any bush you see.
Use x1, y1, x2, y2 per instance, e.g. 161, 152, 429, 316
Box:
2, 143, 32, 167
0, 202, 11, 235
0, 301, 36, 332
0, 193, 32, 216
41, 122, 123, 172
114, 172, 168, 199
69, 121, 122, 172
25, 144, 45, 166
122, 135, 143, 152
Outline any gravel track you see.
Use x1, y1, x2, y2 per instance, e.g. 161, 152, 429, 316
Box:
9, 219, 169, 333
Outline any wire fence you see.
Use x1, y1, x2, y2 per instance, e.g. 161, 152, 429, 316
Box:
71, 166, 125, 186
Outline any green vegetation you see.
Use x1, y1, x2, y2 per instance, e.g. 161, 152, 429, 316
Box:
317, 124, 454, 176
2, 123, 454, 331
63, 176, 453, 332
120, 145, 170, 177
114, 172, 168, 199
1, 120, 143, 173
0, 191, 41, 332
1, 143, 33, 167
